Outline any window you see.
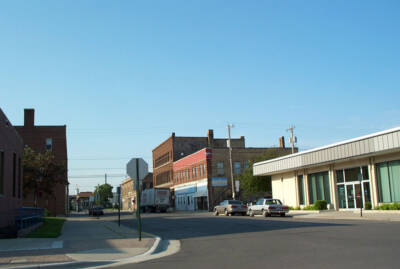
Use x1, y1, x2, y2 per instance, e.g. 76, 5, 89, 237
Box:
298, 175, 305, 205
344, 167, 362, 182
308, 171, 331, 204
0, 151, 4, 194
18, 157, 21, 198
45, 138, 53, 151
217, 162, 224, 176
234, 162, 241, 174
243, 161, 249, 170
377, 161, 400, 203
13, 153, 16, 197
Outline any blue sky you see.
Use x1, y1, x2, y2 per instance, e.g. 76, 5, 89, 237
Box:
1, 0, 399, 193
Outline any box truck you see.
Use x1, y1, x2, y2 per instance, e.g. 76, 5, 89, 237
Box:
140, 188, 171, 213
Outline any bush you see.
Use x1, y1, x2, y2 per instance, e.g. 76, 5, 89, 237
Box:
303, 205, 316, 210
365, 202, 372, 210
44, 208, 51, 217
375, 202, 400, 210
314, 200, 328, 210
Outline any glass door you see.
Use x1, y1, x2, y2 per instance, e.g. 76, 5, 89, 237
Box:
346, 185, 355, 208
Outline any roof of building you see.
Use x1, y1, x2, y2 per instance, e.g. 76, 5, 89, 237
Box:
253, 126, 400, 176
77, 192, 93, 198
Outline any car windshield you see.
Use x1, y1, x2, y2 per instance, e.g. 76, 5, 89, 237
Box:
265, 199, 282, 205
228, 200, 242, 205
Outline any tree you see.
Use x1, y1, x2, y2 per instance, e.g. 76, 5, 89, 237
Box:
23, 146, 67, 207
238, 149, 284, 200
94, 183, 113, 208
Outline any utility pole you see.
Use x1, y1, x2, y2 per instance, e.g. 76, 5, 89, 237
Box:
105, 173, 107, 184
286, 125, 297, 154
227, 124, 236, 200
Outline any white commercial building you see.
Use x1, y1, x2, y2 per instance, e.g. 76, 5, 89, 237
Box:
253, 127, 400, 210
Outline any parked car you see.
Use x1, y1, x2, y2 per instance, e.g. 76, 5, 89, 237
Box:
247, 198, 289, 217
214, 200, 248, 216
89, 206, 104, 216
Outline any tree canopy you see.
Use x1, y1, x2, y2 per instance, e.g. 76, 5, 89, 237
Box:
237, 149, 285, 200
23, 146, 67, 205
94, 183, 113, 207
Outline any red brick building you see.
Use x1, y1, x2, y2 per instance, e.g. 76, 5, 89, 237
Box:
15, 109, 68, 216
154, 129, 294, 211
0, 109, 24, 235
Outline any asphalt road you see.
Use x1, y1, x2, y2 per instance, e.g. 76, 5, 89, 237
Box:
116, 212, 399, 269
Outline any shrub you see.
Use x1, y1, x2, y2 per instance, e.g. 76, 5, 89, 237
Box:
44, 208, 51, 217
375, 203, 400, 210
365, 202, 372, 210
314, 200, 328, 210
303, 205, 316, 210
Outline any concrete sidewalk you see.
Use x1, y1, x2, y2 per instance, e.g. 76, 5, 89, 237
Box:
289, 210, 400, 221
0, 216, 156, 268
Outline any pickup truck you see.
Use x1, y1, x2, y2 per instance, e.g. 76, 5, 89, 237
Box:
247, 198, 289, 217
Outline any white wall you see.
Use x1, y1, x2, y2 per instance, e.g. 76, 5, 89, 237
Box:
271, 173, 297, 207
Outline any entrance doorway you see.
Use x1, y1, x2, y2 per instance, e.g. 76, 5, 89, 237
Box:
336, 166, 371, 209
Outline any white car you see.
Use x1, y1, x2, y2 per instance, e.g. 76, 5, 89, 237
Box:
248, 198, 289, 217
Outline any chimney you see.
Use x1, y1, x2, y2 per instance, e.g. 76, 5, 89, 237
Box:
279, 136, 285, 148
207, 129, 214, 148
24, 109, 35, 127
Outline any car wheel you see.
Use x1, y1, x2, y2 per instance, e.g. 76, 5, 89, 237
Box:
242, 212, 246, 216
214, 208, 219, 216
249, 209, 255, 217
280, 213, 286, 217
262, 210, 268, 217
224, 209, 229, 216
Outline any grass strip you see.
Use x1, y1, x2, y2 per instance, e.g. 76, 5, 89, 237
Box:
27, 217, 66, 238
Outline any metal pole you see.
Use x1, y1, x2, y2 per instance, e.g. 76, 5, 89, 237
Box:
118, 186, 121, 226
136, 158, 142, 241
227, 124, 235, 200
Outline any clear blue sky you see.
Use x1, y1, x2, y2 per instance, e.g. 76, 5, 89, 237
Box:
1, 1, 399, 193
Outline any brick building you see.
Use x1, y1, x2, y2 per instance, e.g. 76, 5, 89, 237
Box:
153, 129, 294, 211
121, 172, 153, 211
152, 130, 245, 188
15, 109, 68, 216
0, 109, 24, 236
121, 177, 135, 211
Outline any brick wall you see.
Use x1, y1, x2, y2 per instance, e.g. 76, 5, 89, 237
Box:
14, 109, 68, 216
0, 109, 24, 230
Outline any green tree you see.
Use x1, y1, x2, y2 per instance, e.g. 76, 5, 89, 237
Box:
94, 183, 113, 208
23, 146, 67, 207
238, 149, 284, 200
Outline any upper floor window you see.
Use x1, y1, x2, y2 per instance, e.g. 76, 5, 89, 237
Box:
217, 162, 224, 176
234, 162, 241, 174
45, 138, 53, 151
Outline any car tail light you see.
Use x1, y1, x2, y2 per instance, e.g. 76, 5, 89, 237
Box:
282, 206, 288, 210
231, 205, 238, 208
242, 205, 248, 208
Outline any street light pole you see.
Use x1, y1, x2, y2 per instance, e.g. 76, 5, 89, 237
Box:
227, 124, 235, 200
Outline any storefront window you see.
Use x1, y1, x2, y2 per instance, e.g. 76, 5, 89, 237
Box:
298, 175, 305, 205
345, 167, 362, 182
308, 171, 330, 204
377, 160, 400, 202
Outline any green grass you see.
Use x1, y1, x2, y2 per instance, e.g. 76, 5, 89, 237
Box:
27, 217, 66, 238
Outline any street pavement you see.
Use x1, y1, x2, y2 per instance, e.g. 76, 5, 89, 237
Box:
114, 212, 400, 269
0, 214, 155, 269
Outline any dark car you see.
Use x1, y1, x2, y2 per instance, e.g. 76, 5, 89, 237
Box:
89, 206, 104, 216
214, 200, 248, 216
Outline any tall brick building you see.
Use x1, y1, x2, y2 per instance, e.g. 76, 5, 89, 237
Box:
15, 109, 68, 216
153, 129, 294, 211
0, 109, 24, 235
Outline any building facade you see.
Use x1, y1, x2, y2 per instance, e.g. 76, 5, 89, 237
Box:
253, 127, 400, 210
121, 177, 135, 211
153, 129, 246, 189
172, 146, 294, 211
15, 109, 68, 216
0, 109, 24, 235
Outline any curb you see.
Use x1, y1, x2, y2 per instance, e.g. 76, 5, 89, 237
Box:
5, 235, 180, 269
